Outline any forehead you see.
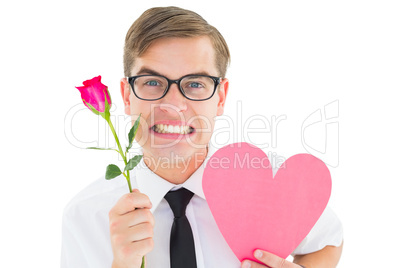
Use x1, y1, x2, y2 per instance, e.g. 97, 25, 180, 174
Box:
132, 36, 218, 78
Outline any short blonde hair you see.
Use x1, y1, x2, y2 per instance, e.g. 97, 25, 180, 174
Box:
123, 6, 230, 77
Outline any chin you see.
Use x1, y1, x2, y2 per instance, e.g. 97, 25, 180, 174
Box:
148, 140, 206, 159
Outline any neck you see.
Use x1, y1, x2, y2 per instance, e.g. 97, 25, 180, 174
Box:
143, 148, 208, 184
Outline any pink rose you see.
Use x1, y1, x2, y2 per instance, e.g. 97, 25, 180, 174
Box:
76, 76, 111, 113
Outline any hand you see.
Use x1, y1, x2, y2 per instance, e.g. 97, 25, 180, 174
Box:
109, 189, 154, 268
241, 250, 303, 268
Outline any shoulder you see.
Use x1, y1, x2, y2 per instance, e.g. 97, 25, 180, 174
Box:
62, 174, 134, 223
61, 175, 135, 267
292, 206, 343, 255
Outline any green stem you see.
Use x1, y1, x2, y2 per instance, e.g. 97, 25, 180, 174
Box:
125, 151, 132, 193
104, 112, 139, 264
127, 172, 132, 193
122, 171, 133, 193
105, 114, 132, 193
105, 115, 126, 164
103, 111, 140, 268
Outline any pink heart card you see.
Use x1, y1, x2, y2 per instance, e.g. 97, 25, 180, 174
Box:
202, 142, 331, 263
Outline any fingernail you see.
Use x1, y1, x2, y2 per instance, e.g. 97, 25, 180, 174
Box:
242, 261, 251, 268
254, 250, 263, 259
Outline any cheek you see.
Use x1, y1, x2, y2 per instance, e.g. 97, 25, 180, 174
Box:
129, 97, 153, 123
129, 97, 151, 144
129, 95, 143, 114
192, 104, 218, 134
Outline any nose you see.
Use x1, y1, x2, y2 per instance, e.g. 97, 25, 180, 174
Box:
159, 83, 188, 114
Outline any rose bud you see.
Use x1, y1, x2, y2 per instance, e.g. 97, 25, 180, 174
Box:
76, 75, 111, 114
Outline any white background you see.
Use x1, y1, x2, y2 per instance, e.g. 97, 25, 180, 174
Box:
1, 0, 401, 267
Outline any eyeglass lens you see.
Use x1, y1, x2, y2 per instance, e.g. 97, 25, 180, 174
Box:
133, 75, 215, 100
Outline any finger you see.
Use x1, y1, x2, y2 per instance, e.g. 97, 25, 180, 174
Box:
114, 237, 153, 265
253, 250, 297, 268
110, 191, 152, 216
109, 208, 154, 233
130, 237, 154, 257
241, 260, 267, 268
129, 208, 155, 227
111, 222, 154, 246
128, 222, 154, 242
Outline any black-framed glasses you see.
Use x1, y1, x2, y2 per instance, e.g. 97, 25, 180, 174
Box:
127, 74, 222, 101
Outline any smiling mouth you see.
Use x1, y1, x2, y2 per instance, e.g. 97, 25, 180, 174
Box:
151, 124, 195, 135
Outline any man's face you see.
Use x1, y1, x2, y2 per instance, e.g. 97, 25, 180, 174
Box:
121, 36, 228, 163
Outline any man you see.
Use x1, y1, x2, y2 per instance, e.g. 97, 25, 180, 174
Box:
62, 6, 343, 268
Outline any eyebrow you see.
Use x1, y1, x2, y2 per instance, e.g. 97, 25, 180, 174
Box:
135, 67, 214, 78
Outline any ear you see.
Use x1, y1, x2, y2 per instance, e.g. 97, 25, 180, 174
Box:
216, 78, 229, 116
120, 78, 131, 115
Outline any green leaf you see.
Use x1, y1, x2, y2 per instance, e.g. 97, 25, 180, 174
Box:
124, 155, 143, 171
87, 147, 119, 153
105, 164, 122, 180
127, 114, 141, 152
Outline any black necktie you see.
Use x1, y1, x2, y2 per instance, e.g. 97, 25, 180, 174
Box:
164, 188, 197, 268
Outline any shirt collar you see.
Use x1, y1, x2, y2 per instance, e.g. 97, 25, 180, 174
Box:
135, 145, 217, 213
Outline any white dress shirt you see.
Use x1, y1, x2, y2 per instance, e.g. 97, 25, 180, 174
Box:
61, 146, 343, 267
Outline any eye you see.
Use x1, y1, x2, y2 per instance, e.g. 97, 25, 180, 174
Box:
145, 80, 160, 86
189, 82, 203, 88
183, 79, 206, 89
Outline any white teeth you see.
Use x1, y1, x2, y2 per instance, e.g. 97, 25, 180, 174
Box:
153, 124, 192, 134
